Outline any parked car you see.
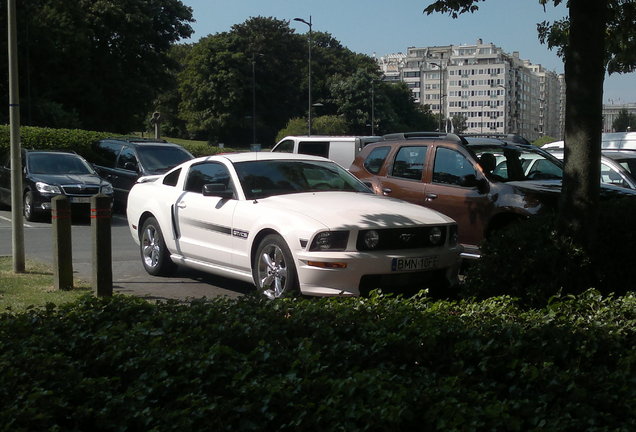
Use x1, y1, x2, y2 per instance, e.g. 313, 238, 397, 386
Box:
126, 152, 461, 298
0, 149, 114, 221
548, 149, 636, 190
91, 137, 193, 209
350, 132, 636, 259
271, 135, 382, 168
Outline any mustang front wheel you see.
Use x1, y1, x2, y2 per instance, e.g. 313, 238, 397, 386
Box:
253, 234, 299, 299
140, 217, 176, 276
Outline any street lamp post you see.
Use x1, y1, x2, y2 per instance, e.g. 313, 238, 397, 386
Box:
294, 16, 312, 135
430, 62, 444, 132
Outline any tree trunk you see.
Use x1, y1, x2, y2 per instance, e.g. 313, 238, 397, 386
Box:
559, 0, 607, 285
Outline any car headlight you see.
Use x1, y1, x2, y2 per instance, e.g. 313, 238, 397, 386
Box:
309, 231, 349, 251
362, 230, 380, 250
35, 182, 61, 194
429, 227, 443, 245
101, 183, 114, 195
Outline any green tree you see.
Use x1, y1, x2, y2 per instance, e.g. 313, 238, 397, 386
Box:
178, 17, 306, 146
450, 114, 468, 133
0, 0, 194, 132
612, 109, 636, 132
424, 0, 636, 288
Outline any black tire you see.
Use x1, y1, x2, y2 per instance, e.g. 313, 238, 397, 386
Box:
139, 216, 176, 276
23, 191, 39, 222
253, 234, 299, 299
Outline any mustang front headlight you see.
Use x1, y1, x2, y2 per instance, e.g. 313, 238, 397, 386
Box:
35, 182, 62, 194
309, 231, 349, 251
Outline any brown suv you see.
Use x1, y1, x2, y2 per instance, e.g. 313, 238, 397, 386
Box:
349, 133, 567, 259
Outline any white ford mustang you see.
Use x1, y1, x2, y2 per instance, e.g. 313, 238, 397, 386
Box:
126, 152, 461, 298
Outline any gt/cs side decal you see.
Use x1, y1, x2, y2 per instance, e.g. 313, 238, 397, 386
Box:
232, 229, 249, 239
182, 217, 248, 239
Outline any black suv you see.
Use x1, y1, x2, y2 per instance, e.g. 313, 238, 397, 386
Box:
0, 149, 114, 221
91, 137, 193, 208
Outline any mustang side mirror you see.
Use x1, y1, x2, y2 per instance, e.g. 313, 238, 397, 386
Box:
203, 183, 234, 199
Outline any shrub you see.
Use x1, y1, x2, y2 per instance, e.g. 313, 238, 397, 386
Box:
463, 197, 636, 306
0, 291, 634, 431
0, 125, 111, 161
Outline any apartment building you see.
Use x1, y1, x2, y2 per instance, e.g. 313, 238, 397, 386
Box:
377, 40, 564, 141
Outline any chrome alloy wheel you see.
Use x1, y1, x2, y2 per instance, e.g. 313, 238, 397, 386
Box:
141, 224, 161, 270
257, 243, 290, 299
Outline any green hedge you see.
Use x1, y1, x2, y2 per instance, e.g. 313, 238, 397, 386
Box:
0, 125, 234, 160
1, 291, 634, 431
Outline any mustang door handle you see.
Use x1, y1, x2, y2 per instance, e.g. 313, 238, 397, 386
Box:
425, 193, 438, 201
381, 187, 392, 195
176, 202, 186, 208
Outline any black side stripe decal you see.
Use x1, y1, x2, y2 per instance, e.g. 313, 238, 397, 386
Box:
182, 217, 248, 239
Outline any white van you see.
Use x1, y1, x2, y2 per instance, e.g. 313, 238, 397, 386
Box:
542, 132, 636, 150
271, 136, 382, 168
602, 132, 636, 149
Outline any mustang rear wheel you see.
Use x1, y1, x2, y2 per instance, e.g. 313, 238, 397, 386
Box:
140, 217, 176, 276
253, 234, 299, 299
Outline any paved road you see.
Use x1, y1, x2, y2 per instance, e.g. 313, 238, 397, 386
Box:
0, 208, 252, 301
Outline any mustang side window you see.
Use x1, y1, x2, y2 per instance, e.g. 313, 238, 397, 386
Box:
432, 147, 476, 186
185, 163, 231, 194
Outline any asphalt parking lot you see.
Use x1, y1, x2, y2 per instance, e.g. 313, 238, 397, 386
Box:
0, 209, 252, 302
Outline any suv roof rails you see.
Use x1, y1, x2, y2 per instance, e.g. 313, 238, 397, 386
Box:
382, 131, 468, 145
461, 133, 531, 145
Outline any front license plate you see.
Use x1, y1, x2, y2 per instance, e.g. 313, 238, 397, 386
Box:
70, 197, 91, 204
391, 256, 438, 272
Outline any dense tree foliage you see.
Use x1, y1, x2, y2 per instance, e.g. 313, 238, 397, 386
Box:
423, 0, 636, 289
0, 0, 194, 133
177, 17, 306, 145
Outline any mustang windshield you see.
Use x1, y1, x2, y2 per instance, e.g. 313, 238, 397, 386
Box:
235, 160, 372, 199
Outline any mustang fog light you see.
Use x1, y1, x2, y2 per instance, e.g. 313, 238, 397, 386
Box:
429, 227, 443, 245
309, 231, 349, 251
363, 230, 380, 249
449, 224, 458, 246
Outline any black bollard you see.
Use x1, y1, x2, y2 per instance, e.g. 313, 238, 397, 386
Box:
51, 196, 73, 290
91, 194, 112, 297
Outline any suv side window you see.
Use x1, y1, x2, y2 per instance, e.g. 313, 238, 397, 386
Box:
363, 146, 390, 174
391, 146, 427, 180
117, 147, 138, 171
94, 141, 122, 167
298, 141, 329, 158
433, 147, 476, 186
185, 162, 231, 194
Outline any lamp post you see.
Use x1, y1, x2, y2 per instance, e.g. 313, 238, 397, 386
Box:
294, 16, 312, 135
430, 62, 444, 132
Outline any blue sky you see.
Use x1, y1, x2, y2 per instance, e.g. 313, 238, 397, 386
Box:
181, 0, 635, 104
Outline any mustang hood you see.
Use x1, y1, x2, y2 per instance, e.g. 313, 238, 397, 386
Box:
260, 192, 455, 228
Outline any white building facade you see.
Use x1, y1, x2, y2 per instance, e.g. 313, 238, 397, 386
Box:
377, 40, 565, 141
